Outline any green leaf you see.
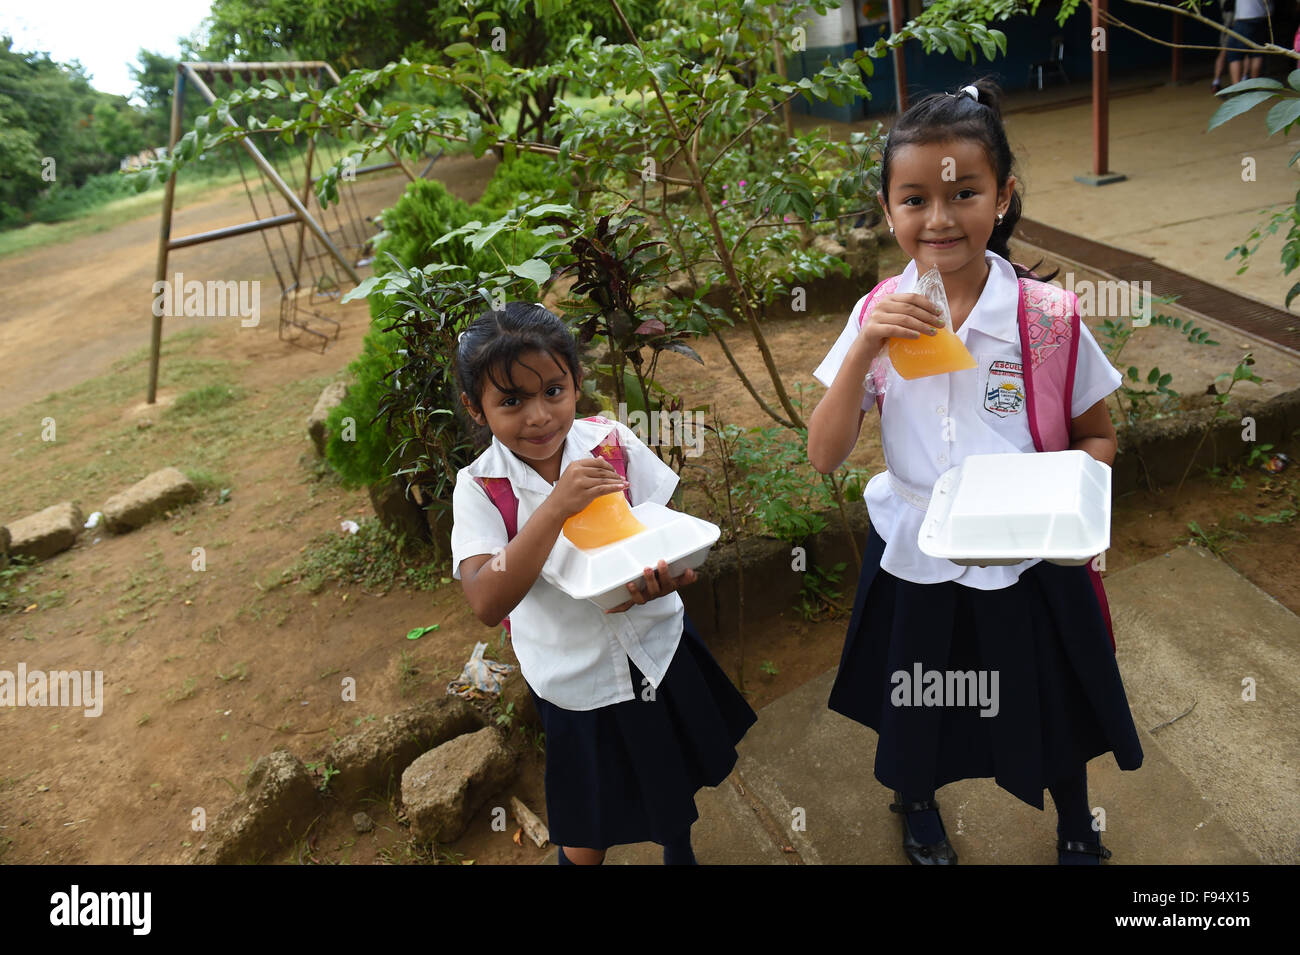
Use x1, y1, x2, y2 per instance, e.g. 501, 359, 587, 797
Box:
1289, 70, 1300, 93
1209, 90, 1280, 131
1219, 77, 1284, 95
405, 625, 439, 640
1286, 282, 1300, 310
1147, 367, 1160, 384
507, 258, 551, 283
444, 42, 475, 58
1266, 97, 1300, 136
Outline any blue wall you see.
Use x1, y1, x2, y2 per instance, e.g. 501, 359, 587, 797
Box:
790, 4, 1226, 120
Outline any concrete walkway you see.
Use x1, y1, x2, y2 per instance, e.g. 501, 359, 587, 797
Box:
542, 543, 1298, 864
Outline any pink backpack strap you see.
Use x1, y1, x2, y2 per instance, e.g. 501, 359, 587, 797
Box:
474, 476, 518, 539
583, 416, 633, 504
1017, 279, 1115, 652
855, 276, 902, 414
472, 475, 517, 636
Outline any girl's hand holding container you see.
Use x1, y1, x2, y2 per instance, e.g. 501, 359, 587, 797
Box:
859, 292, 945, 352
602, 559, 698, 615
546, 456, 630, 519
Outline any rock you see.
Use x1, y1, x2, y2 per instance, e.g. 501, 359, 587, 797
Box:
0, 524, 9, 569
325, 696, 484, 804
195, 749, 319, 864
102, 467, 199, 534
353, 811, 375, 833
7, 503, 82, 562
401, 727, 518, 844
810, 234, 847, 259
308, 382, 349, 457
843, 227, 880, 284
368, 477, 431, 544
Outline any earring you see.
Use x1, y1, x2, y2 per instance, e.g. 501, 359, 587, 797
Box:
996, 212, 1004, 224
889, 225, 895, 235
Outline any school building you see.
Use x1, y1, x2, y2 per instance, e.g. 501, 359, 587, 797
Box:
791, 1, 1245, 120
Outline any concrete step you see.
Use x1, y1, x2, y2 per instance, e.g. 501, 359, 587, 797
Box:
539, 543, 1294, 864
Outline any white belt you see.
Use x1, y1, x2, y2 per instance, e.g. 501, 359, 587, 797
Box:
888, 471, 934, 511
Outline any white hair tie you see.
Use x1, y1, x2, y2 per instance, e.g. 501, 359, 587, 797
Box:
959, 84, 980, 102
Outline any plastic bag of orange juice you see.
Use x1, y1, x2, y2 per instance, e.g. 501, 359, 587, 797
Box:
884, 266, 976, 381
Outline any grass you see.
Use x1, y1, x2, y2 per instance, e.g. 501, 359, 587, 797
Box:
0, 174, 251, 261
165, 384, 247, 417
0, 327, 337, 522
289, 517, 447, 594
0, 556, 41, 614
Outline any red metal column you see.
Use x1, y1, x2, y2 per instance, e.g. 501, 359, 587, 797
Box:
1093, 0, 1108, 176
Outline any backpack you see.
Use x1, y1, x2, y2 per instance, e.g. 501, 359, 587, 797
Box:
473, 416, 633, 636
856, 272, 1117, 651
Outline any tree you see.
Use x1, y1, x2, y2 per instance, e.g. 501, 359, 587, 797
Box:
201, 0, 661, 146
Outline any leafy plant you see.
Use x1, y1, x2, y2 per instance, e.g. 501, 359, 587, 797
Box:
549, 205, 702, 469
1245, 443, 1276, 470
303, 761, 341, 793
1174, 353, 1265, 498
1095, 305, 1219, 427
1182, 520, 1247, 558
727, 424, 866, 544
797, 562, 847, 622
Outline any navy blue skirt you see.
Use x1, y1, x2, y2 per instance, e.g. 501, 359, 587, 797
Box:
525, 612, 757, 850
828, 524, 1143, 810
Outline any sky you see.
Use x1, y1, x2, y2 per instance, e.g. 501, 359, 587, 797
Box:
1, 0, 216, 103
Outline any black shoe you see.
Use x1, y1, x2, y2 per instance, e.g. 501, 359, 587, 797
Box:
1057, 838, 1112, 864
889, 791, 958, 865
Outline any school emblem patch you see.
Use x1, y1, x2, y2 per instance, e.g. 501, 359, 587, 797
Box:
983, 359, 1026, 417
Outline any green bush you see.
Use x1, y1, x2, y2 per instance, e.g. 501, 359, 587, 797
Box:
325, 309, 406, 489
472, 151, 564, 216
324, 157, 569, 489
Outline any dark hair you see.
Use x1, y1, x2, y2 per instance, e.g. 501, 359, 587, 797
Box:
454, 301, 582, 444
879, 77, 1057, 283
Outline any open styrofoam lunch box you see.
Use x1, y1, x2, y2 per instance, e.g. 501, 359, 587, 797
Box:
541, 502, 721, 610
917, 450, 1111, 566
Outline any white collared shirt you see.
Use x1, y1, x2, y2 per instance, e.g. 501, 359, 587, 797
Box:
450, 415, 683, 710
813, 250, 1122, 590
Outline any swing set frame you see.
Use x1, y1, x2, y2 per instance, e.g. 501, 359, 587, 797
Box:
147, 60, 427, 403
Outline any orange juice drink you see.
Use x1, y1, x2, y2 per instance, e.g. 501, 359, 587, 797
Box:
887, 326, 977, 379
563, 492, 648, 549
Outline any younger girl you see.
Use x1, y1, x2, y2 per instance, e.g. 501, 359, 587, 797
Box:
450, 301, 757, 865
807, 79, 1143, 865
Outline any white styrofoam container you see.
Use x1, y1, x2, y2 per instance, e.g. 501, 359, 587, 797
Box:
917, 450, 1110, 566
541, 502, 721, 610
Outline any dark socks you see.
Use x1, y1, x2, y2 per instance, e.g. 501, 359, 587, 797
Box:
1050, 768, 1101, 865
899, 789, 945, 844
662, 827, 698, 865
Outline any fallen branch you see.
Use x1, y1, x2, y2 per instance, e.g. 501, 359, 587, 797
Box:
1149, 698, 1197, 733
